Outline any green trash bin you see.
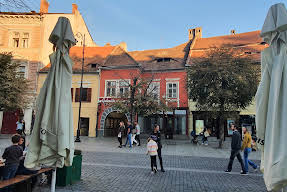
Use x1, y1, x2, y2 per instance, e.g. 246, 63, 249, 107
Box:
71, 154, 82, 183
56, 153, 82, 186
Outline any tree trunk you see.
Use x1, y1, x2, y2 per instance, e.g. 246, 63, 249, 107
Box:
218, 101, 225, 148
218, 114, 225, 148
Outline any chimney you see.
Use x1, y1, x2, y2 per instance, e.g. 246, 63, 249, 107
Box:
72, 3, 78, 14
119, 42, 127, 51
188, 27, 202, 40
231, 29, 236, 35
40, 0, 49, 13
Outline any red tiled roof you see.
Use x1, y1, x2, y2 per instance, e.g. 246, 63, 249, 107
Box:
192, 31, 263, 50
189, 31, 266, 63
103, 46, 139, 67
40, 46, 115, 72
128, 41, 191, 71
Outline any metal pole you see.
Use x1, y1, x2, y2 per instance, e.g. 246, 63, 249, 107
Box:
75, 34, 85, 142
51, 168, 56, 192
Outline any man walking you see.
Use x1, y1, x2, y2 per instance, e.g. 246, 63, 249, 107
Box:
151, 124, 165, 172
225, 124, 247, 174
123, 121, 132, 148
241, 127, 258, 173
134, 121, 141, 146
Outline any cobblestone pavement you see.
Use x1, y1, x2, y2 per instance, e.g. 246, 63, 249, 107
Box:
0, 136, 267, 192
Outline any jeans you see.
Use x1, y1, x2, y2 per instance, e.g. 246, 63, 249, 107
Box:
16, 129, 22, 135
244, 148, 257, 172
150, 156, 157, 170
124, 134, 132, 147
227, 149, 245, 172
3, 164, 18, 180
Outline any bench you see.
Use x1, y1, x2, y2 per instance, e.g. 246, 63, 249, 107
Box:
0, 168, 53, 192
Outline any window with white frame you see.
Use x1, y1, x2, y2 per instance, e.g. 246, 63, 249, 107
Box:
148, 81, 160, 99
18, 65, 26, 78
106, 81, 116, 97
13, 32, 20, 48
119, 80, 129, 96
167, 82, 178, 98
22, 33, 29, 48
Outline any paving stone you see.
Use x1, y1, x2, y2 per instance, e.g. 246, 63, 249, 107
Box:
0, 137, 267, 192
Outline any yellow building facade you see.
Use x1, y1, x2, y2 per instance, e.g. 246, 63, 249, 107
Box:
0, 0, 97, 134
37, 73, 100, 137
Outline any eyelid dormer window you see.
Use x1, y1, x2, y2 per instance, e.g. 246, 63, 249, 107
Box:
156, 58, 171, 62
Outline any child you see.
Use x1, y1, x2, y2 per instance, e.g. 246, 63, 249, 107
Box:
2, 134, 23, 180
147, 137, 158, 174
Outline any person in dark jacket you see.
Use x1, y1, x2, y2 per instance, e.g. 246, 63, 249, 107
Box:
150, 124, 165, 172
2, 134, 23, 180
117, 121, 125, 148
225, 124, 247, 174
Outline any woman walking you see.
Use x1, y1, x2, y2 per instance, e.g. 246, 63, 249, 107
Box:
150, 124, 165, 172
117, 121, 125, 148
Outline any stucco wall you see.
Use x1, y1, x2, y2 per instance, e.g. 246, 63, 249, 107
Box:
37, 73, 100, 137
41, 12, 97, 66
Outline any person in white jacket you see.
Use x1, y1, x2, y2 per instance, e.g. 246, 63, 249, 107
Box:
147, 138, 158, 174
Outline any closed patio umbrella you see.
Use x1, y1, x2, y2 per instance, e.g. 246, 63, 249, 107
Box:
256, 3, 287, 192
24, 17, 75, 169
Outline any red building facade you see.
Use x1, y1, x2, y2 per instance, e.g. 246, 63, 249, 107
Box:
97, 41, 191, 138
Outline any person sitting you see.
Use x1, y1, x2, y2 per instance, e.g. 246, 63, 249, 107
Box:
2, 134, 23, 180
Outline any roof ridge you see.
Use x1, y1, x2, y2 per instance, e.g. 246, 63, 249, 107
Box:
128, 42, 189, 54
199, 30, 261, 40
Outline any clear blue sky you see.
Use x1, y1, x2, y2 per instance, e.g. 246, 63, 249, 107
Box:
28, 0, 287, 51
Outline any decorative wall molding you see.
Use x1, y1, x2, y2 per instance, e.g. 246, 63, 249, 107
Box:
99, 107, 130, 136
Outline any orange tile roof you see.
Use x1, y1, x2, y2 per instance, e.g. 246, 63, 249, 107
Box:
40, 46, 115, 72
128, 41, 191, 70
192, 31, 263, 50
103, 46, 139, 67
189, 31, 266, 63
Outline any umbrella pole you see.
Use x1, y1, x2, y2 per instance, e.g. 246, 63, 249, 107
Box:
51, 168, 56, 192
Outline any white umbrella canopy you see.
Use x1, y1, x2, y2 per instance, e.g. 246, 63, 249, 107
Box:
256, 3, 287, 191
24, 17, 76, 169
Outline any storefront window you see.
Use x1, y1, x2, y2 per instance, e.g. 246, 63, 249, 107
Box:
174, 110, 186, 135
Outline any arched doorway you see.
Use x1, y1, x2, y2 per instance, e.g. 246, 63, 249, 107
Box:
104, 112, 128, 137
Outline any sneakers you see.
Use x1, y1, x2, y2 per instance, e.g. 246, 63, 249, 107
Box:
153, 167, 158, 173
118, 145, 122, 148
225, 170, 231, 173
240, 172, 248, 175
161, 168, 165, 172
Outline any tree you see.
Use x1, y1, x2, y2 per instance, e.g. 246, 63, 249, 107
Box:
111, 75, 170, 124
0, 52, 29, 111
186, 46, 259, 148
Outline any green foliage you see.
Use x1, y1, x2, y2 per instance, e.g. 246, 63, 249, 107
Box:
0, 52, 30, 111
187, 46, 259, 112
186, 46, 259, 147
111, 77, 170, 122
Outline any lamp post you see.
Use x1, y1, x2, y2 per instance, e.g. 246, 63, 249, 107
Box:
75, 33, 85, 142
